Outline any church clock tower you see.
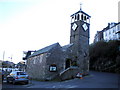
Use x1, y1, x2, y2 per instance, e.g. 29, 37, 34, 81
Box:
70, 6, 91, 74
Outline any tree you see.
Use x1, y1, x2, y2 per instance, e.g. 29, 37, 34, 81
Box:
89, 40, 120, 72
17, 61, 26, 71
2, 61, 14, 68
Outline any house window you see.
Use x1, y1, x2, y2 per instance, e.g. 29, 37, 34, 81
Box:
49, 64, 57, 72
105, 32, 107, 36
109, 30, 111, 34
118, 33, 120, 39
113, 28, 115, 33
119, 25, 120, 30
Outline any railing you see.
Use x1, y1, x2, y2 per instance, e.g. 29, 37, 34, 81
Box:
95, 64, 120, 73
59, 68, 70, 76
101, 65, 116, 71
115, 67, 120, 73
59, 66, 78, 76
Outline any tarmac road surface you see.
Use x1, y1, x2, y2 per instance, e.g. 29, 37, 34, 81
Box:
2, 71, 120, 89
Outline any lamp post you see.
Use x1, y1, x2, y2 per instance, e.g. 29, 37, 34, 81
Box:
2, 51, 5, 71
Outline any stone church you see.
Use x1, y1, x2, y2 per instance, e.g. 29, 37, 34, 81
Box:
26, 7, 91, 81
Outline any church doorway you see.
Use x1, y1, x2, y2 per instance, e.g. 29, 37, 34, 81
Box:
65, 59, 72, 69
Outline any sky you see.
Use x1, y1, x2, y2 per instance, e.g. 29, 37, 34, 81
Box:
0, 0, 119, 64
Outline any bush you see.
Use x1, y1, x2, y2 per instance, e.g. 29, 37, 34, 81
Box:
89, 40, 120, 73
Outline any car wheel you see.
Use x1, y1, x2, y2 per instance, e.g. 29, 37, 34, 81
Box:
25, 81, 29, 84
6, 78, 9, 83
12, 80, 16, 85
7, 80, 9, 83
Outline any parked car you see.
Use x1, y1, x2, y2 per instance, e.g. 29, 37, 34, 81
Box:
6, 71, 29, 84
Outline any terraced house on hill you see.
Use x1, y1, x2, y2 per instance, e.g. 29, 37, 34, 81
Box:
25, 6, 91, 81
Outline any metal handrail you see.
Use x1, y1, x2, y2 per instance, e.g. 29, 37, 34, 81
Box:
101, 65, 116, 71
115, 67, 120, 72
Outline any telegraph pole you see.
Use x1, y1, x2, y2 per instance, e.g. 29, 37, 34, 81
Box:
3, 51, 5, 61
2, 51, 5, 71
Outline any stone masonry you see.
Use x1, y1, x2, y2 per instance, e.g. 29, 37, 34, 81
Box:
26, 7, 91, 81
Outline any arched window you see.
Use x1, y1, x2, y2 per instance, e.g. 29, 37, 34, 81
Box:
84, 16, 87, 21
75, 15, 77, 20
77, 14, 79, 20
81, 14, 83, 20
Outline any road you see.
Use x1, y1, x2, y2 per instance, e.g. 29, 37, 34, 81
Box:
2, 71, 120, 89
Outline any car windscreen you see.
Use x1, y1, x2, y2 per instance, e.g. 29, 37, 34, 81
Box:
17, 72, 26, 75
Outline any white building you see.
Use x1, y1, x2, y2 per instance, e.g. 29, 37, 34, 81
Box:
103, 22, 120, 41
94, 22, 120, 42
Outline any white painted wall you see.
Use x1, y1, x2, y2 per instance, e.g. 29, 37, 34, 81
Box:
103, 23, 120, 41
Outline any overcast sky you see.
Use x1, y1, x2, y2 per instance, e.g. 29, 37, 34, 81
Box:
0, 0, 119, 64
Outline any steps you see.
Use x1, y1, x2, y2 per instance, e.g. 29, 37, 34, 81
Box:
59, 67, 79, 80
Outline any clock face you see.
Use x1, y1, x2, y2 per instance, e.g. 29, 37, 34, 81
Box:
72, 23, 78, 31
82, 23, 88, 31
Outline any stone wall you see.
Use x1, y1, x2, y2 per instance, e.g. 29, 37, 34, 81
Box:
26, 53, 47, 80
26, 44, 65, 81
70, 20, 90, 75
44, 44, 65, 80
59, 67, 79, 80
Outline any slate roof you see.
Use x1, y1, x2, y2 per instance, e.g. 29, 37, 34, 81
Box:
103, 22, 118, 32
71, 9, 91, 17
62, 43, 73, 51
28, 43, 60, 58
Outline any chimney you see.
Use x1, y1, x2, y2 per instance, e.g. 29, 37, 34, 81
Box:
108, 23, 110, 28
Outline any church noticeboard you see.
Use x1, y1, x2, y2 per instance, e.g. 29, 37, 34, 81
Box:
49, 64, 57, 72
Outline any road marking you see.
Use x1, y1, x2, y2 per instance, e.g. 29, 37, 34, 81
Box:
69, 86, 77, 88
52, 86, 56, 88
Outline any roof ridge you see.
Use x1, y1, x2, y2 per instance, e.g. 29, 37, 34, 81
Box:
28, 42, 60, 58
71, 10, 91, 17
38, 42, 59, 51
